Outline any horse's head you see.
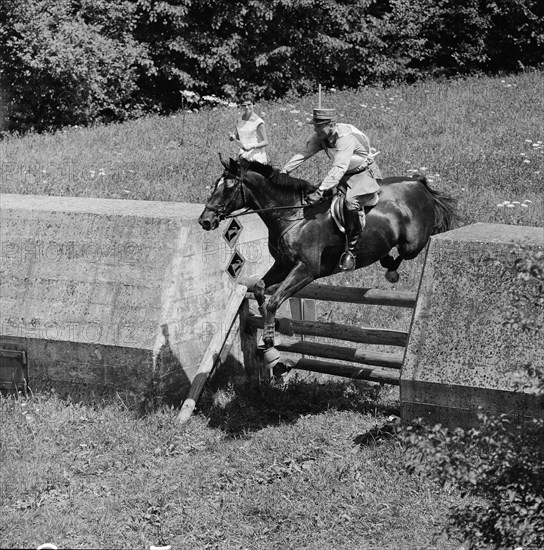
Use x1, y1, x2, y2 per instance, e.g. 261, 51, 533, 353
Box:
199, 158, 246, 231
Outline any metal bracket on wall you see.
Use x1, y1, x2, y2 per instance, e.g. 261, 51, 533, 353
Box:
0, 349, 28, 391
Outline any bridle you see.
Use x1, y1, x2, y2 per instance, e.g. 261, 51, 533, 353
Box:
204, 172, 249, 220
204, 170, 308, 220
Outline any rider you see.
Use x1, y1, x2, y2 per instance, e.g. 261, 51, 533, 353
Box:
281, 108, 382, 271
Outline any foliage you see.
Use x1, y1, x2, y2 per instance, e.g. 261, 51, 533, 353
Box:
374, 0, 544, 79
1, 0, 544, 131
0, 0, 147, 132
505, 248, 544, 393
402, 415, 544, 549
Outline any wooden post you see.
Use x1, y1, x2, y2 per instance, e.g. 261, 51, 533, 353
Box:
239, 298, 268, 386
177, 284, 246, 424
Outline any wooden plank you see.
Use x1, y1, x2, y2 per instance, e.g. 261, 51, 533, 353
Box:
177, 284, 247, 424
293, 283, 416, 308
247, 315, 408, 347
239, 298, 268, 384
243, 280, 416, 308
276, 340, 404, 369
293, 358, 400, 385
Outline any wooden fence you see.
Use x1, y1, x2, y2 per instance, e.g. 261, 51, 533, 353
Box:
241, 282, 416, 385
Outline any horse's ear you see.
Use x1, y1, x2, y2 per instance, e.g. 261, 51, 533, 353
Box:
218, 152, 228, 169
229, 157, 238, 173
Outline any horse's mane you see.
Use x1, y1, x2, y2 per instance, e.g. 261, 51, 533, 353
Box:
238, 159, 315, 192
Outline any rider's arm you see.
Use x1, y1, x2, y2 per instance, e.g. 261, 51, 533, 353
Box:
318, 135, 356, 191
281, 134, 321, 173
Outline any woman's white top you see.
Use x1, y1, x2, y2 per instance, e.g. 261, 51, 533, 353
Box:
237, 115, 268, 163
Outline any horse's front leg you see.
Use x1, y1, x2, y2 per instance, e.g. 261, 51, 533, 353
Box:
253, 261, 293, 319
262, 261, 314, 350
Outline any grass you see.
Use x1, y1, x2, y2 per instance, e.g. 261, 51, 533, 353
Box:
1, 70, 543, 549
1, 379, 464, 550
1, 70, 542, 229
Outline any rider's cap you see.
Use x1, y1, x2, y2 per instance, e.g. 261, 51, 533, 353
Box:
308, 108, 337, 125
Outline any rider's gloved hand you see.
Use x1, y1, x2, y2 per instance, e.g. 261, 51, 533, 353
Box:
305, 189, 325, 205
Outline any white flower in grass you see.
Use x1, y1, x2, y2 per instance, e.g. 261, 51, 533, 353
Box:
523, 159, 531, 163
90, 170, 95, 178
524, 199, 533, 203
506, 204, 516, 208
98, 169, 105, 177
420, 166, 427, 171
511, 201, 520, 204
360, 104, 367, 108
289, 109, 300, 114
525, 139, 533, 143
521, 204, 529, 208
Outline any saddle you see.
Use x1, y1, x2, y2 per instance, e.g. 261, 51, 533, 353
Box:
330, 192, 379, 233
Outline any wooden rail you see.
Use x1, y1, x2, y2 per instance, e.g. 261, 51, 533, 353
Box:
243, 280, 416, 308
293, 358, 400, 385
276, 340, 404, 369
247, 315, 409, 347
177, 284, 247, 424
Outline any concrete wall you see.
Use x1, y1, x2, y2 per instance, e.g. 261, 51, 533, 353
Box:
401, 223, 544, 427
0, 194, 273, 405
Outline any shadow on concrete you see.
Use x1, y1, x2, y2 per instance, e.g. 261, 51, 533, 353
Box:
148, 323, 192, 413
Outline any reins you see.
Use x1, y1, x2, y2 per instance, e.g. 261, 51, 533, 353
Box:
223, 204, 308, 219
204, 172, 310, 220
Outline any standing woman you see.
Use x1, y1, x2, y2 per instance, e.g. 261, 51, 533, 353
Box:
229, 94, 269, 164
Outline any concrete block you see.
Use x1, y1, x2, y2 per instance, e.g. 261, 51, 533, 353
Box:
401, 223, 544, 428
0, 194, 273, 404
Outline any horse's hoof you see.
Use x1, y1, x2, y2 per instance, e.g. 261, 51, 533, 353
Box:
385, 270, 399, 283
276, 317, 294, 336
339, 251, 356, 271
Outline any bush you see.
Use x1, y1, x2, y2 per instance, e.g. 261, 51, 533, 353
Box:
1, 0, 543, 132
0, 0, 147, 132
402, 415, 544, 549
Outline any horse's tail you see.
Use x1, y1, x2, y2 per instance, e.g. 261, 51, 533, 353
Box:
416, 175, 461, 234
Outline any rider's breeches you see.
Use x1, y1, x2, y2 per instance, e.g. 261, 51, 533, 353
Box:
340, 168, 380, 208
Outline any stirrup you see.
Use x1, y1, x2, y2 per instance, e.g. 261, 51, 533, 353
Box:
339, 250, 356, 271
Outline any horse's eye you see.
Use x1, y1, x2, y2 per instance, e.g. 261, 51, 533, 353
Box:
225, 178, 237, 189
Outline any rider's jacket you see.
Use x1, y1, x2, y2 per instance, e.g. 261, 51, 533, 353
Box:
282, 123, 381, 192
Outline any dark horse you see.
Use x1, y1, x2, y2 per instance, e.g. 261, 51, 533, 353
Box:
199, 158, 458, 360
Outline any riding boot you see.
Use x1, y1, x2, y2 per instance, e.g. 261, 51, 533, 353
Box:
339, 206, 362, 271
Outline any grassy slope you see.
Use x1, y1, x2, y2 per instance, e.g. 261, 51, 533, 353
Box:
1, 71, 543, 549
1, 383, 461, 550
1, 71, 542, 229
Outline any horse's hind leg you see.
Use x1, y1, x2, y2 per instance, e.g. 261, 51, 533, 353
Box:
380, 253, 403, 283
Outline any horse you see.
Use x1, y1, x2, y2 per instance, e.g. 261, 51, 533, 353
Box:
199, 157, 459, 363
